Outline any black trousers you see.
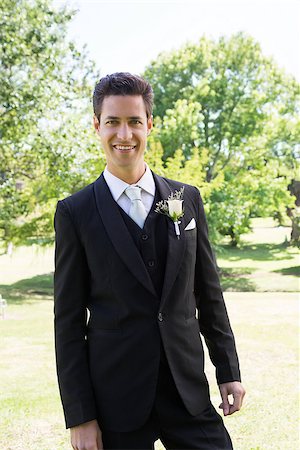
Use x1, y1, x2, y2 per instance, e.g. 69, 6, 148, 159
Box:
101, 353, 233, 450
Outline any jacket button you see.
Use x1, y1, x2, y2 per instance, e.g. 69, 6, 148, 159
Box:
148, 260, 155, 267
158, 312, 163, 322
141, 234, 149, 240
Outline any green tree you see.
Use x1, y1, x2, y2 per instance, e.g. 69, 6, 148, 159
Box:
144, 33, 300, 244
0, 0, 101, 250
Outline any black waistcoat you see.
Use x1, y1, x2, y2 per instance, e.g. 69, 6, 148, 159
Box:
118, 190, 168, 299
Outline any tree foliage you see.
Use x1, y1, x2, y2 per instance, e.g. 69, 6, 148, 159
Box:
1, 19, 299, 249
0, 0, 102, 250
144, 33, 300, 245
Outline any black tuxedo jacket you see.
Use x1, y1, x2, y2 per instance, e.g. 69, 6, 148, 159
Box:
54, 172, 241, 431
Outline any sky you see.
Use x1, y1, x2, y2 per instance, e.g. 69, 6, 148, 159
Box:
52, 0, 300, 81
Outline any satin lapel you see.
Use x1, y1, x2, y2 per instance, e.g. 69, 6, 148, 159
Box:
153, 174, 186, 307
93, 174, 156, 297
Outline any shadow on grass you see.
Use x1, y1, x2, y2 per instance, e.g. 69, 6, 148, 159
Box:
0, 273, 54, 304
217, 242, 294, 262
1, 265, 259, 300
219, 267, 257, 291
273, 266, 300, 277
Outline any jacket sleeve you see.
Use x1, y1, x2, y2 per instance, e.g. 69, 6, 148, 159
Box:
193, 187, 241, 385
54, 200, 98, 428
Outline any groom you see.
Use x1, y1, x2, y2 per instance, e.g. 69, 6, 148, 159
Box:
54, 72, 245, 450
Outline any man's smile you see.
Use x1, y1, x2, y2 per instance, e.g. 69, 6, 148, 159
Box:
113, 144, 137, 152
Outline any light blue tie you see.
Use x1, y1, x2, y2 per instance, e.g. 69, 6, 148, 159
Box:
125, 186, 147, 228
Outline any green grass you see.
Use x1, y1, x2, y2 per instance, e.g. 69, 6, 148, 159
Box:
0, 274, 53, 304
0, 299, 68, 449
0, 218, 299, 449
205, 292, 299, 450
0, 218, 298, 297
217, 218, 299, 292
0, 293, 298, 450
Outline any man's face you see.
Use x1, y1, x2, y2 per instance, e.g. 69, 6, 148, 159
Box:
94, 95, 152, 177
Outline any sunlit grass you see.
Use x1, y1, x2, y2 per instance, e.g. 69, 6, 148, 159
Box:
217, 218, 299, 292
0, 293, 298, 449
0, 218, 299, 449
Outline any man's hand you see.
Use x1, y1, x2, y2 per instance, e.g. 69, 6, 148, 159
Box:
70, 419, 103, 450
218, 381, 245, 416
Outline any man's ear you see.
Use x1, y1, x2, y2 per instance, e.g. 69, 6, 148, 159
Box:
147, 115, 153, 135
93, 114, 100, 132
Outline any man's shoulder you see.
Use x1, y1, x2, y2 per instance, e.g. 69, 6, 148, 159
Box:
57, 175, 103, 211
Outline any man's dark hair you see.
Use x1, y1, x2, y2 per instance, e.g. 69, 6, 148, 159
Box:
93, 72, 154, 120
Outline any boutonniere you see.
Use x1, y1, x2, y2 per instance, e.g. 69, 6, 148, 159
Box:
155, 187, 184, 239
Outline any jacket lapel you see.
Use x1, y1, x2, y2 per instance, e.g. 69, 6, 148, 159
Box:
93, 174, 156, 297
153, 174, 186, 307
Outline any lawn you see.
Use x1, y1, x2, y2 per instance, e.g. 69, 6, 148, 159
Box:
217, 218, 299, 292
0, 292, 298, 450
0, 218, 299, 449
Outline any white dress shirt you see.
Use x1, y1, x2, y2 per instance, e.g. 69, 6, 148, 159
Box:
103, 164, 156, 216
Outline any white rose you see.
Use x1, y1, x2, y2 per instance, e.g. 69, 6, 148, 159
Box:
167, 199, 183, 217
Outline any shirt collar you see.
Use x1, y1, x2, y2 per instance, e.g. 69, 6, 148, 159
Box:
137, 163, 156, 196
103, 163, 155, 202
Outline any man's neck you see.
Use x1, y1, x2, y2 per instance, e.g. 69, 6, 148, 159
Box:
106, 163, 146, 185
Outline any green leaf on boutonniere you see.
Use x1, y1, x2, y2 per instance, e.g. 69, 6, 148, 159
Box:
155, 187, 184, 238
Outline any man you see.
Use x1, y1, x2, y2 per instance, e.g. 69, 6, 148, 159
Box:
54, 72, 245, 450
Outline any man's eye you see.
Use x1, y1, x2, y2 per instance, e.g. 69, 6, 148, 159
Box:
131, 120, 142, 125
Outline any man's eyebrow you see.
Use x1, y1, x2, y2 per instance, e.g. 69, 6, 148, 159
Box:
104, 115, 144, 120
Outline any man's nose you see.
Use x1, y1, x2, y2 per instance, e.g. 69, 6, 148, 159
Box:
117, 123, 133, 141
